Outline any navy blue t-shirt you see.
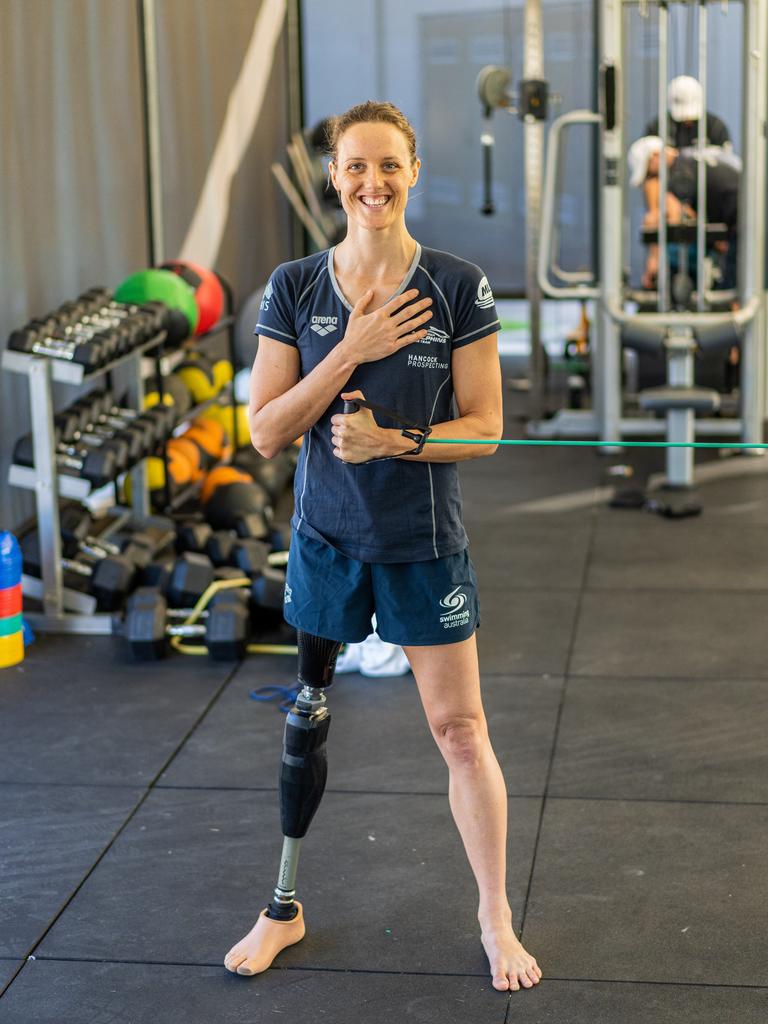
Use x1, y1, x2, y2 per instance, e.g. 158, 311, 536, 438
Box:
255, 243, 500, 563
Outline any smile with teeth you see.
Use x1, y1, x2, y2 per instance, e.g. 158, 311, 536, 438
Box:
359, 195, 391, 207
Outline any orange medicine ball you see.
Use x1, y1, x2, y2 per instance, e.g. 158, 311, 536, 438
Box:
200, 465, 253, 505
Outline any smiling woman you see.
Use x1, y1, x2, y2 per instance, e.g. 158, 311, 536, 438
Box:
226, 100, 542, 995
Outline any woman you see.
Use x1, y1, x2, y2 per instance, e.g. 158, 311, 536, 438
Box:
227, 101, 542, 993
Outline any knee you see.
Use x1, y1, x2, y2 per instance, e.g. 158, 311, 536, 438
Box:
434, 716, 487, 769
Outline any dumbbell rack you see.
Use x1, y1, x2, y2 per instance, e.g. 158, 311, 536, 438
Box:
3, 330, 172, 633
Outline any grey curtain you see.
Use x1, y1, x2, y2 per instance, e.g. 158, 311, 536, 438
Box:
0, 0, 292, 531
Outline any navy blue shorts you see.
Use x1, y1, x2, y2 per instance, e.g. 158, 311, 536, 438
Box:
283, 531, 480, 647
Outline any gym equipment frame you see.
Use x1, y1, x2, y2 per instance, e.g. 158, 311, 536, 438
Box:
535, 0, 766, 487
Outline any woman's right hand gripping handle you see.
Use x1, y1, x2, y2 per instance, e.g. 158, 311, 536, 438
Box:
338, 288, 433, 366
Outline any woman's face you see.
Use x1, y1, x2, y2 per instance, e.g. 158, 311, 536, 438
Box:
330, 122, 420, 232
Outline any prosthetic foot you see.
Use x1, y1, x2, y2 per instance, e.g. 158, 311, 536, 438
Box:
224, 631, 341, 976
224, 902, 305, 975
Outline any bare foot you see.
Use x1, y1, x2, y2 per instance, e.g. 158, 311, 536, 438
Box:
479, 914, 542, 992
224, 903, 305, 976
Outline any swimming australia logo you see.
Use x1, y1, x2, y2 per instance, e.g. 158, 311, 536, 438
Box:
311, 315, 339, 336
475, 276, 495, 310
420, 325, 450, 346
439, 586, 467, 611
260, 279, 273, 312
439, 585, 471, 630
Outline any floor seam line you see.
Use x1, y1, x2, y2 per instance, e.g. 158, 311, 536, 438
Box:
13, 663, 243, 979
518, 487, 601, 938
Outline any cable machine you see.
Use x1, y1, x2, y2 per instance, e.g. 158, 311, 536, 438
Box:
534, 0, 766, 495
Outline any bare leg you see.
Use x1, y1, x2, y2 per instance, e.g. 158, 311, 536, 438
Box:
404, 636, 542, 992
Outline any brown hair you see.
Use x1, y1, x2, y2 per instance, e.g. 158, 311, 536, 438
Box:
327, 101, 418, 164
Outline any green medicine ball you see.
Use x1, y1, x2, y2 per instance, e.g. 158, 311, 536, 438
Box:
115, 268, 199, 339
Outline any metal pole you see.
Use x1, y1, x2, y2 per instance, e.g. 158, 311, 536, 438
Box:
138, 0, 164, 264
657, 3, 669, 312
597, 0, 623, 443
125, 353, 151, 518
523, 0, 546, 421
740, 0, 767, 444
696, 2, 708, 312
286, 0, 306, 259
29, 358, 63, 617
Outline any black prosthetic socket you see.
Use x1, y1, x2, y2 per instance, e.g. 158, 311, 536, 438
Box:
297, 630, 341, 689
266, 632, 341, 920
279, 699, 332, 838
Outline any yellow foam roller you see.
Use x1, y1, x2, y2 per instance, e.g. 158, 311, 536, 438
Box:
0, 630, 24, 669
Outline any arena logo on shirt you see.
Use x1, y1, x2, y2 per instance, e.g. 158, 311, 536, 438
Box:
260, 280, 273, 312
474, 276, 495, 310
310, 315, 339, 336
420, 325, 450, 346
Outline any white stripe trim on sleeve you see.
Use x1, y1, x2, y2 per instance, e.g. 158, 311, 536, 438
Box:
453, 319, 500, 344
255, 323, 298, 341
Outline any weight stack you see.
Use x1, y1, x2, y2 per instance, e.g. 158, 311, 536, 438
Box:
0, 532, 24, 668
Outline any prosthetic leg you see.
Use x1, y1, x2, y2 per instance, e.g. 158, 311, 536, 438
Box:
224, 630, 341, 975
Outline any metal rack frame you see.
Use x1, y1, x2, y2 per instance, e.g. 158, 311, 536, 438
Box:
4, 314, 240, 635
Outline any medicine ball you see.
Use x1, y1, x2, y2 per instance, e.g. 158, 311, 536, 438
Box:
205, 482, 272, 538
200, 465, 253, 506
204, 402, 250, 446
124, 447, 193, 506
159, 261, 225, 335
115, 268, 199, 342
176, 353, 219, 403
144, 373, 193, 422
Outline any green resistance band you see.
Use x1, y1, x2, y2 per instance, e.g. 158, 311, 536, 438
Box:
425, 439, 768, 450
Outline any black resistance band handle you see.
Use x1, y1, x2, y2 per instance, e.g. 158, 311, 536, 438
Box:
342, 401, 359, 414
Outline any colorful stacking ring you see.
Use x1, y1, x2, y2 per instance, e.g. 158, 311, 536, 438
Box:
0, 583, 22, 618
0, 531, 24, 669
0, 613, 22, 637
0, 632, 24, 667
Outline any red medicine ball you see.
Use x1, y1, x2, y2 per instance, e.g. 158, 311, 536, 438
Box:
159, 260, 225, 335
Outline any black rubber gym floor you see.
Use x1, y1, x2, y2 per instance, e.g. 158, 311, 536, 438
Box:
3, 383, 768, 1021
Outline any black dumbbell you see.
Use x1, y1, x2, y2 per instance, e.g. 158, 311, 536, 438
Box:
68, 301, 159, 355
13, 422, 129, 488
124, 586, 249, 661
83, 390, 172, 447
35, 506, 155, 568
20, 529, 141, 611
8, 321, 111, 370
66, 397, 155, 466
165, 551, 216, 608
232, 447, 297, 504
105, 390, 176, 441
250, 565, 287, 615
176, 521, 213, 554
204, 479, 274, 541
204, 532, 271, 576
55, 414, 131, 473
